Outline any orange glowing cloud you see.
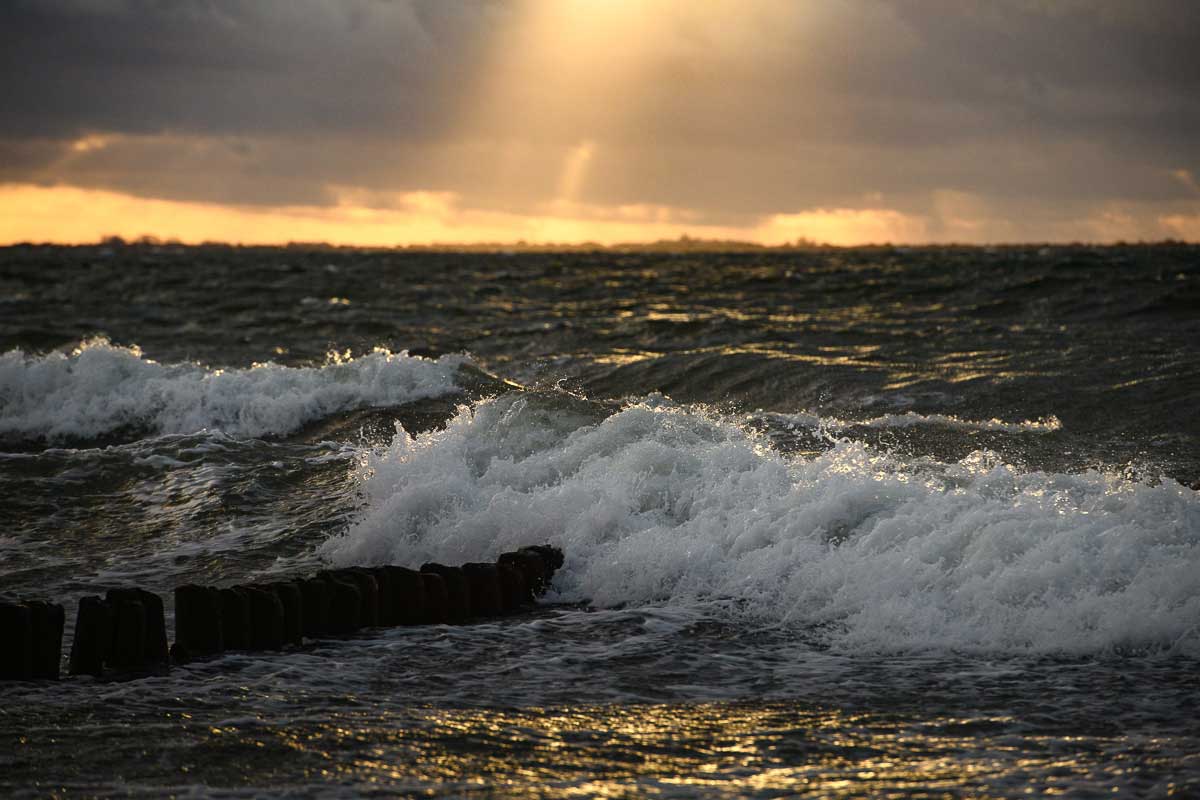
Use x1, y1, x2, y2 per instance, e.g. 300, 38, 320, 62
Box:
0, 182, 936, 246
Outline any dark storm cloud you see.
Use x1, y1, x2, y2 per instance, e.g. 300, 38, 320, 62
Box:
575, 0, 1200, 223
885, 1, 1200, 152
0, 0, 499, 140
0, 0, 521, 206
1, 0, 1197, 235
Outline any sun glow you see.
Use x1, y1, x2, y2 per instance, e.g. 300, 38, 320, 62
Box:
456, 0, 668, 214
3, 4, 1190, 246
0, 182, 938, 246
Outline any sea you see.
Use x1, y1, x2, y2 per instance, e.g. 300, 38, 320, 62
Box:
1, 243, 1198, 798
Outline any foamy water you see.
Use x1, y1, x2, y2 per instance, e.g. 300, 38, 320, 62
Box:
0, 339, 465, 441
322, 393, 1200, 655
757, 409, 1063, 435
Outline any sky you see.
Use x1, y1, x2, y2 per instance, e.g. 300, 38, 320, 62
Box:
1, 0, 1198, 246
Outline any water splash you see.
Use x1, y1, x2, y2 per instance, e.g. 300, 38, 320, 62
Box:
322, 393, 1200, 655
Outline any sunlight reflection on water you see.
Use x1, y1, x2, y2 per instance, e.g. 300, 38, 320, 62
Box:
236, 702, 1188, 798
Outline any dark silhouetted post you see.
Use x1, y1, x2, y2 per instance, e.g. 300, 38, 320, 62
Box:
270, 582, 304, 647
419, 572, 448, 624
365, 568, 397, 626
318, 576, 362, 635
421, 564, 470, 622
243, 586, 285, 651
0, 601, 33, 680
500, 549, 549, 597
382, 566, 426, 625
298, 578, 331, 638
220, 587, 253, 651
107, 596, 146, 672
323, 569, 379, 628
107, 588, 168, 669
462, 563, 503, 618
26, 601, 65, 680
496, 561, 529, 613
69, 596, 113, 677
174, 585, 224, 658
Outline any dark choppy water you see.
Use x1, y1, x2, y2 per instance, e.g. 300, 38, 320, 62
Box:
1, 244, 1198, 797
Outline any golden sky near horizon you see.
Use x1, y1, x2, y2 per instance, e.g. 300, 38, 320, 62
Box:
2, 0, 1198, 245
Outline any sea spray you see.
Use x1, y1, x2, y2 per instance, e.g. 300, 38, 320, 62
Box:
323, 392, 1200, 655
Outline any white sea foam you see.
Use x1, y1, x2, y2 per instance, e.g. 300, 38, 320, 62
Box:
322, 393, 1200, 655
0, 339, 467, 440
758, 410, 1063, 435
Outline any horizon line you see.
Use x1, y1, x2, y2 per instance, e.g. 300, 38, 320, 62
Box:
3, 234, 1196, 252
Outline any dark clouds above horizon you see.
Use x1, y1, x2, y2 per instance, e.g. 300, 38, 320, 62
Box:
2, 0, 1199, 243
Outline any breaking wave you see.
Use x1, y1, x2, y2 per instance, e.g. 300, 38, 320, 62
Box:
0, 339, 467, 441
322, 393, 1200, 655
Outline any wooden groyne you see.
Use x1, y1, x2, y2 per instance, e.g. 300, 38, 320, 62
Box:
0, 545, 563, 682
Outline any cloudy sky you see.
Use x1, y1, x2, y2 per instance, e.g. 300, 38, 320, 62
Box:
2, 0, 1198, 245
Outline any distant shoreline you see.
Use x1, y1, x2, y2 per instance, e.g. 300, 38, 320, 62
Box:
2, 236, 1196, 253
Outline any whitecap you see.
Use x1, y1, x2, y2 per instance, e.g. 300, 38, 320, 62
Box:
0, 338, 467, 441
321, 393, 1200, 656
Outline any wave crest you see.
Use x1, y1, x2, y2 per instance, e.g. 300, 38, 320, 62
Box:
0, 339, 466, 441
322, 393, 1200, 655
758, 410, 1063, 434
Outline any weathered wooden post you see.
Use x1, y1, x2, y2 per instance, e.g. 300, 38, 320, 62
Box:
68, 596, 112, 677
243, 585, 286, 651
174, 585, 224, 660
420, 564, 471, 622
462, 563, 503, 618
0, 600, 33, 680
27, 600, 65, 680
219, 587, 253, 651
382, 566, 426, 625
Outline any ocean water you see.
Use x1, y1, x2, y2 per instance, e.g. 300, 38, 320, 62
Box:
1, 243, 1198, 797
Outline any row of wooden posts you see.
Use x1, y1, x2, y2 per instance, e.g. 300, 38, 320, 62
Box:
0, 545, 564, 682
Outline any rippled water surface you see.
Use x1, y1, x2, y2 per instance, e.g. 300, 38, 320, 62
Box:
1, 244, 1198, 797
